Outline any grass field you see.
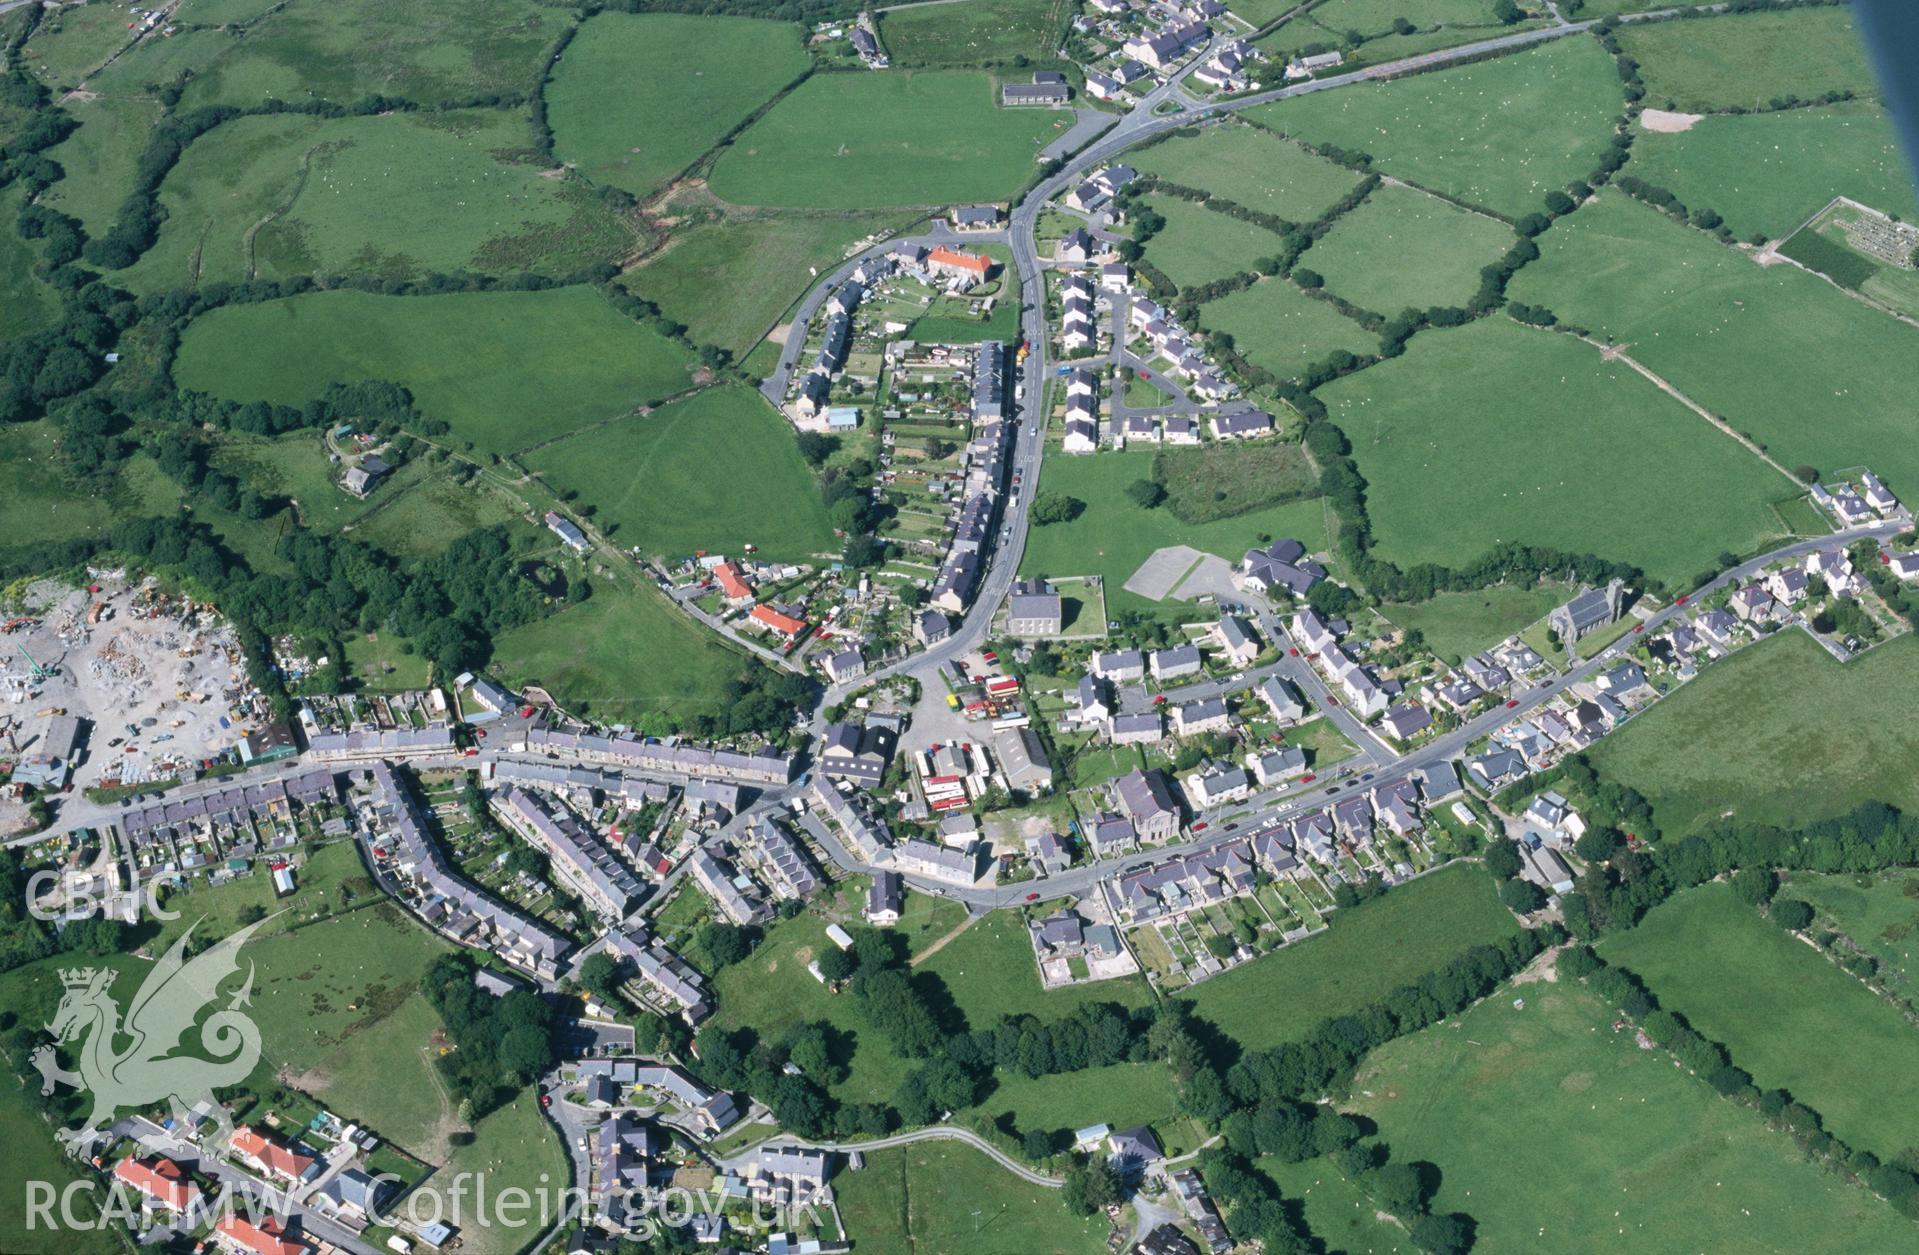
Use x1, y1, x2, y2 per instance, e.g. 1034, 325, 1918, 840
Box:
16, 0, 136, 90
1590, 631, 1919, 835
1186, 864, 1519, 1052
0, 1067, 129, 1255
1151, 439, 1318, 525
709, 70, 1058, 209
1308, 182, 1514, 313
1132, 123, 1362, 224
624, 208, 908, 355
0, 188, 61, 345
430, 1091, 568, 1255
1140, 194, 1289, 289
1254, 36, 1622, 218
1381, 581, 1567, 662
879, 0, 1073, 68
40, 96, 163, 240
1618, 6, 1876, 115
528, 384, 837, 562
1346, 977, 1918, 1252
834, 1142, 1106, 1255
1792, 870, 1919, 1008
1509, 189, 1919, 502
1629, 103, 1919, 242
1018, 450, 1333, 613
120, 108, 628, 291
350, 471, 524, 558
0, 421, 142, 546
175, 0, 558, 109
916, 911, 1156, 1026
1319, 318, 1794, 588
1198, 278, 1374, 381
1252, 1156, 1404, 1255
547, 13, 809, 198
1602, 882, 1919, 1164
174, 287, 696, 456
491, 576, 748, 722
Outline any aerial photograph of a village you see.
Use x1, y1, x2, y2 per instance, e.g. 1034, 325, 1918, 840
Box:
4, 0, 1919, 1252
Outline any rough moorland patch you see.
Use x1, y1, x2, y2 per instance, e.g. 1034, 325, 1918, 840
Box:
546, 12, 810, 197
1320, 317, 1793, 588
1152, 439, 1320, 524
1254, 36, 1622, 217
173, 287, 696, 455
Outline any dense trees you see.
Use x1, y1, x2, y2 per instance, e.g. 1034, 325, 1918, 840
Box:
422, 953, 561, 1118
1030, 493, 1086, 526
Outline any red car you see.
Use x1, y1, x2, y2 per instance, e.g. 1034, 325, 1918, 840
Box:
539, 1094, 551, 1109
1191, 821, 1208, 833
1300, 773, 1316, 784
1152, 694, 1167, 705
1675, 595, 1689, 606
1325, 694, 1340, 706
1025, 892, 1040, 902
1632, 624, 1644, 634
982, 651, 999, 663
1505, 699, 1519, 708
1288, 647, 1299, 657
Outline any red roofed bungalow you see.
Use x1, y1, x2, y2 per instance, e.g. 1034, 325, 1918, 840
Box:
229, 1126, 315, 1184
112, 1155, 199, 1213
713, 562, 754, 604
927, 246, 992, 280
216, 1213, 307, 1255
749, 604, 807, 640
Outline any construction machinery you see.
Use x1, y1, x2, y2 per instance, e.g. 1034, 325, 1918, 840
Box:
18, 646, 56, 682
34, 707, 65, 718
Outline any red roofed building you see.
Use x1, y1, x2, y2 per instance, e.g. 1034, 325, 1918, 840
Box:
712, 562, 754, 606
229, 1126, 316, 1184
927, 247, 993, 282
112, 1155, 199, 1213
216, 1213, 308, 1255
749, 604, 808, 641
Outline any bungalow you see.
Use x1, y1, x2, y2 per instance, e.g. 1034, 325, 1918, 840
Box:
1381, 702, 1431, 742
1214, 615, 1260, 666
1465, 747, 1527, 792
1890, 551, 1919, 582
1210, 409, 1273, 440
749, 604, 808, 641
1086, 70, 1122, 100
1150, 642, 1203, 682
1162, 415, 1200, 444
950, 204, 1004, 231
1172, 697, 1231, 736
1435, 677, 1483, 711
112, 1156, 200, 1214
1122, 414, 1161, 445
544, 511, 590, 554
1286, 49, 1343, 79
1238, 539, 1324, 598
230, 1126, 316, 1186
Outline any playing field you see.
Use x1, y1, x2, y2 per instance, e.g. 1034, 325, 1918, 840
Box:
1131, 123, 1362, 224
491, 576, 748, 722
39, 95, 163, 239
1140, 194, 1291, 289
1602, 882, 1919, 1164
173, 287, 696, 455
625, 208, 908, 355
1319, 318, 1794, 588
1018, 450, 1333, 614
547, 13, 809, 197
708, 70, 1058, 209
1590, 631, 1919, 835
1254, 36, 1623, 218
1198, 278, 1375, 381
1346, 977, 1918, 1252
1790, 870, 1919, 1009
528, 384, 837, 563
1629, 103, 1919, 242
834, 1142, 1107, 1255
119, 108, 629, 291
1618, 5, 1876, 115
1186, 864, 1520, 1052
1307, 181, 1514, 313
878, 0, 1073, 67
175, 0, 558, 109
1509, 189, 1919, 494
1381, 581, 1567, 662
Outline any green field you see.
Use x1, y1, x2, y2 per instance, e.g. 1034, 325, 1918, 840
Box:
120, 108, 628, 291
1140, 194, 1289, 288
834, 1142, 1106, 1255
528, 384, 837, 562
86, 27, 236, 98
1382, 581, 1567, 662
16, 0, 137, 91
1619, 6, 1876, 115
624, 209, 907, 355
0, 189, 61, 342
1347, 977, 1918, 1252
1602, 882, 1919, 1164
1319, 317, 1794, 588
1792, 871, 1919, 1007
1590, 631, 1919, 835
917, 911, 1156, 1026
40, 96, 164, 240
491, 576, 748, 722
1252, 1156, 1404, 1255
1509, 189, 1919, 500
1788, 200, 1919, 319
1254, 36, 1622, 217
174, 287, 696, 455
0, 421, 169, 547
1132, 123, 1363, 223
1629, 104, 1919, 242
1308, 181, 1514, 313
175, 0, 558, 109
709, 70, 1058, 209
1198, 278, 1375, 380
1152, 439, 1319, 525
1018, 449, 1333, 614
879, 0, 1073, 68
547, 13, 809, 198
1186, 865, 1520, 1052
0, 1069, 129, 1255
430, 1092, 568, 1255
350, 471, 524, 558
